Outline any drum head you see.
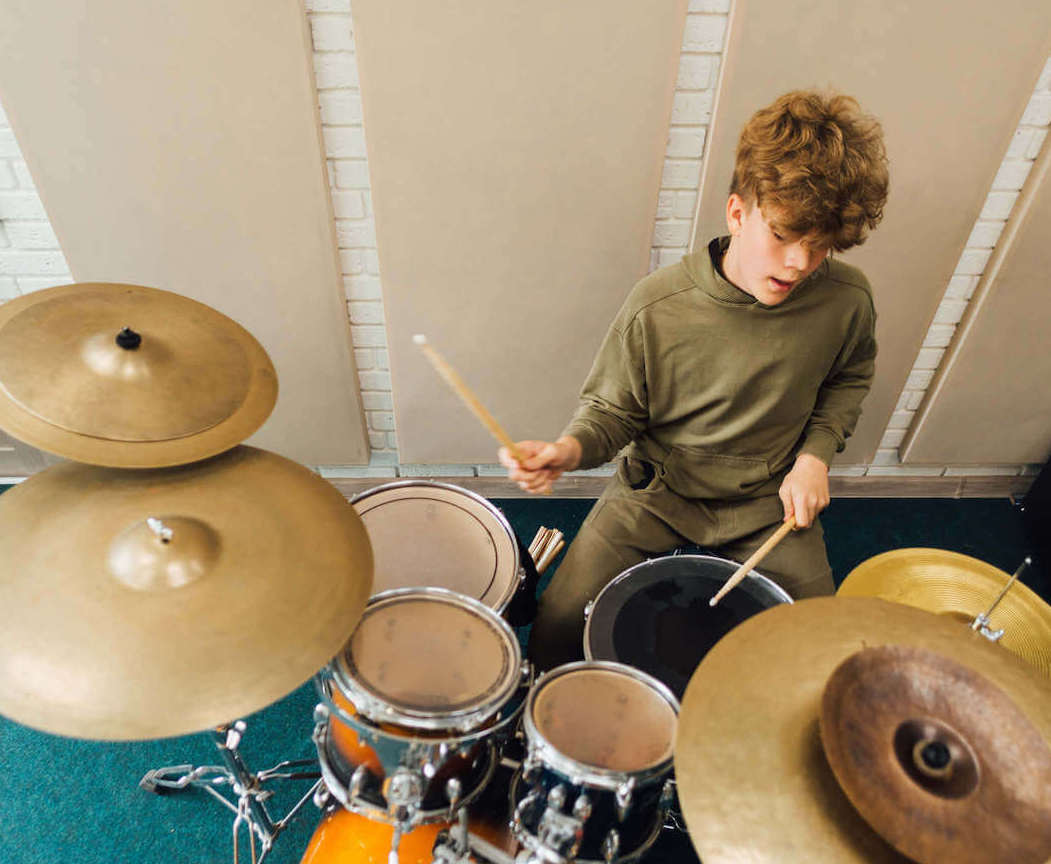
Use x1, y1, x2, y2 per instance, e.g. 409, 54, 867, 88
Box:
352, 481, 518, 610
584, 555, 792, 698
531, 665, 677, 773
333, 589, 521, 730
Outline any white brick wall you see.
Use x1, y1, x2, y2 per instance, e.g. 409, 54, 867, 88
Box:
874, 54, 1051, 477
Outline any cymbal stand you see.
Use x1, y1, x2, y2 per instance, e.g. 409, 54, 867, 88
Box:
140, 720, 321, 864
970, 556, 1032, 642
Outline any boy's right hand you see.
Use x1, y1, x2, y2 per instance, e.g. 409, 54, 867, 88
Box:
499, 436, 582, 494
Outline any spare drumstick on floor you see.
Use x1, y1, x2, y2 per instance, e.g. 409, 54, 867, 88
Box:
414, 334, 529, 465
529, 526, 551, 560
536, 529, 563, 568
536, 535, 565, 575
709, 516, 797, 606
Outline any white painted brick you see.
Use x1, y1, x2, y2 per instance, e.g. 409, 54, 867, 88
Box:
674, 191, 698, 220
943, 465, 1021, 476
4, 220, 59, 249
1006, 127, 1037, 159
1028, 128, 1049, 160
0, 129, 21, 158
350, 324, 388, 348
0, 251, 67, 275
322, 126, 367, 158
386, 432, 398, 449
688, 0, 731, 11
1038, 56, 1051, 91
476, 464, 514, 477
880, 429, 906, 448
398, 463, 476, 477
0, 162, 14, 189
866, 465, 945, 477
344, 276, 382, 300
331, 159, 370, 189
353, 347, 374, 369
362, 191, 372, 216
661, 159, 701, 189
359, 370, 392, 390
655, 191, 675, 220
336, 220, 377, 248
313, 53, 358, 89
905, 390, 925, 410
16, 275, 72, 292
0, 224, 7, 247
310, 14, 354, 52
0, 277, 18, 299
944, 275, 978, 300
348, 300, 385, 325
11, 161, 33, 189
671, 91, 713, 124
369, 450, 399, 465
368, 430, 388, 450
906, 370, 934, 390
887, 410, 914, 430
979, 191, 1019, 220
894, 391, 910, 411
681, 14, 727, 52
340, 249, 366, 274
375, 349, 389, 370
361, 391, 393, 412
648, 249, 660, 273
913, 348, 945, 370
676, 53, 718, 90
666, 127, 706, 158
829, 465, 867, 477
319, 91, 362, 126
657, 248, 684, 268
331, 190, 365, 219
991, 159, 1032, 192
365, 250, 381, 274
964, 221, 1004, 250
304, 0, 350, 12
871, 449, 900, 466
652, 221, 692, 247
933, 299, 968, 325
1021, 91, 1051, 127
923, 323, 955, 348
318, 463, 397, 478
0, 193, 47, 219
955, 248, 992, 276
370, 411, 395, 431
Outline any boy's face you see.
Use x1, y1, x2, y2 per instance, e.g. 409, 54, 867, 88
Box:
723, 194, 829, 306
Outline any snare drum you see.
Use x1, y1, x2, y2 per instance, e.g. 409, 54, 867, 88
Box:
351, 481, 537, 622
513, 661, 679, 863
313, 588, 530, 853
584, 554, 792, 697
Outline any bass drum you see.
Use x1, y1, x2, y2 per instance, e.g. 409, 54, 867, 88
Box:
584, 554, 792, 698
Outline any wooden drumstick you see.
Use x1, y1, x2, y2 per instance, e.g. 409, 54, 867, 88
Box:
536, 538, 565, 575
709, 516, 797, 607
413, 334, 529, 465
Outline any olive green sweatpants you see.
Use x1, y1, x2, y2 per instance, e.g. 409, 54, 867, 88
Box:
527, 467, 834, 670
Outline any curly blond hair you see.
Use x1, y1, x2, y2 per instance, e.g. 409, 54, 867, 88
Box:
730, 90, 889, 251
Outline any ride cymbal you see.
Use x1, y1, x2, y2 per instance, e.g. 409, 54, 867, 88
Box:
0, 282, 277, 467
0, 446, 372, 740
838, 548, 1051, 678
821, 644, 1051, 864
674, 596, 1051, 864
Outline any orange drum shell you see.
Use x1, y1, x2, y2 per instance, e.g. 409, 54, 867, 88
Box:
301, 807, 448, 864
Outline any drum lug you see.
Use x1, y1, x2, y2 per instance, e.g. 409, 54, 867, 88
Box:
312, 702, 329, 725
445, 777, 462, 810
615, 778, 635, 822
572, 793, 592, 823
384, 767, 424, 825
312, 781, 331, 811
602, 827, 621, 863
522, 752, 542, 784
519, 659, 534, 686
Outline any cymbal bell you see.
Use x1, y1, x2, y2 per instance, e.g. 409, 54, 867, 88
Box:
0, 446, 372, 740
821, 644, 1051, 864
838, 548, 1051, 678
674, 596, 1051, 864
0, 282, 277, 467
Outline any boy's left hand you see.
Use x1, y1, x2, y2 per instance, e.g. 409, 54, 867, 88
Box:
778, 453, 830, 529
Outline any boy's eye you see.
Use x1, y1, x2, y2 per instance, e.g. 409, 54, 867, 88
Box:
773, 232, 785, 242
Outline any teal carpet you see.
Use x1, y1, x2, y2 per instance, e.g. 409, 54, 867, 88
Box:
0, 496, 1044, 864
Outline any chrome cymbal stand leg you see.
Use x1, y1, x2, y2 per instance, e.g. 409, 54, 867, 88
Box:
140, 720, 321, 864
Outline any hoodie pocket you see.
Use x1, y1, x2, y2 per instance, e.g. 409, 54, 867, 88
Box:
662, 445, 771, 500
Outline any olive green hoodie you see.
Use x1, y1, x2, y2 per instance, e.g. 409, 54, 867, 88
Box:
562, 237, 876, 501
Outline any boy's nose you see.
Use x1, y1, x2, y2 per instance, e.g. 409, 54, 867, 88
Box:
784, 243, 810, 271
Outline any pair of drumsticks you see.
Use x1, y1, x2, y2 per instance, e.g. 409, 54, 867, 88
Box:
528, 527, 565, 575
414, 334, 791, 604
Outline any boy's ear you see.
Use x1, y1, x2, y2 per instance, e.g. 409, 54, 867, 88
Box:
726, 193, 748, 236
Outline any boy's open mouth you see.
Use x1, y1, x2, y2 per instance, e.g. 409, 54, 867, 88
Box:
768, 276, 794, 291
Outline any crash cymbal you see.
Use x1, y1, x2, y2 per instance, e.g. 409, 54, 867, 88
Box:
821, 644, 1051, 864
0, 282, 277, 467
838, 548, 1051, 678
0, 446, 372, 740
675, 596, 1051, 864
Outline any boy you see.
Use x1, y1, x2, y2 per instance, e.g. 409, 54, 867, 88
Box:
501, 90, 889, 670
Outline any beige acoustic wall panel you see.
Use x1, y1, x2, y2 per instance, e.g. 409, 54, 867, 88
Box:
0, 0, 368, 466
902, 139, 1051, 465
693, 0, 1051, 464
352, 0, 687, 462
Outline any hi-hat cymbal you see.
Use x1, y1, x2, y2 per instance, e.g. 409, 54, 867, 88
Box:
0, 282, 277, 467
821, 644, 1051, 864
0, 446, 372, 740
675, 596, 1051, 864
838, 548, 1051, 677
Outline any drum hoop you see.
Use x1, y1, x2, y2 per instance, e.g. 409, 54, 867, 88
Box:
582, 554, 793, 660
351, 479, 522, 611
523, 660, 679, 790
330, 587, 525, 731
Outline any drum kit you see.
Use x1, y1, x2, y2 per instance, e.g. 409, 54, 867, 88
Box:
1, 282, 1050, 864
